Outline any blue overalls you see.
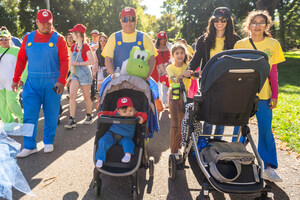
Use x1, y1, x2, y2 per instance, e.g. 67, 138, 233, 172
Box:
113, 31, 144, 69
95, 113, 135, 162
22, 31, 62, 150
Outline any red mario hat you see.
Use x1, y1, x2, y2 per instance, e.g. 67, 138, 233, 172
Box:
159, 75, 170, 88
37, 9, 53, 23
157, 31, 167, 39
117, 97, 134, 108
69, 24, 86, 34
120, 7, 136, 18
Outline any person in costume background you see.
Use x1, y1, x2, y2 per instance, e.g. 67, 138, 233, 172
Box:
0, 29, 23, 123
64, 24, 94, 129
234, 10, 285, 182
102, 7, 157, 79
12, 9, 69, 157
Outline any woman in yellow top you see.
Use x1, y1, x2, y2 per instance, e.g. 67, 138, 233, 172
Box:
234, 10, 285, 182
166, 43, 191, 158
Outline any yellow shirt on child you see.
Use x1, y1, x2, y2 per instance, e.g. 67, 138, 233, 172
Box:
234, 37, 285, 100
166, 63, 191, 91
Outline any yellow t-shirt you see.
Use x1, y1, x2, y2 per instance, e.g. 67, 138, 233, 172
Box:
166, 63, 191, 91
234, 37, 285, 99
102, 30, 157, 58
210, 37, 225, 58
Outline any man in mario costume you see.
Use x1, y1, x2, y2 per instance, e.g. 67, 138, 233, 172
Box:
12, 9, 69, 157
102, 7, 157, 80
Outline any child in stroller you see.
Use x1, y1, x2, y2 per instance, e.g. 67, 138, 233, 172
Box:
93, 75, 155, 199
95, 97, 147, 168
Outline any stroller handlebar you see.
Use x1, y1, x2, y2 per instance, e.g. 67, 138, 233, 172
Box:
99, 115, 139, 125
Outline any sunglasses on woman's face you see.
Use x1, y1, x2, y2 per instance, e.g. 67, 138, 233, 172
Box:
100, 40, 107, 42
121, 17, 136, 23
0, 38, 9, 41
250, 22, 267, 27
213, 18, 227, 23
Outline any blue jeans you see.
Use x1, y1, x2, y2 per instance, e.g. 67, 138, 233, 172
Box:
95, 132, 135, 162
203, 122, 224, 139
232, 99, 278, 169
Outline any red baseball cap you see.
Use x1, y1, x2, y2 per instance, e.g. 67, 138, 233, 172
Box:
120, 7, 136, 18
117, 97, 134, 108
159, 75, 170, 88
69, 24, 86, 34
37, 9, 53, 23
157, 31, 167, 39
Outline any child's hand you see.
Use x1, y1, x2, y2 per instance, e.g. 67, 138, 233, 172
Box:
137, 116, 144, 124
177, 75, 184, 82
183, 70, 193, 77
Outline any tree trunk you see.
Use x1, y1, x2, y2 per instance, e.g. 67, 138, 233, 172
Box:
278, 12, 286, 51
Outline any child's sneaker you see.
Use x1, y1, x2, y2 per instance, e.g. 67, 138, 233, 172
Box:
263, 166, 283, 182
121, 154, 131, 163
96, 160, 103, 168
83, 115, 93, 125
64, 117, 76, 129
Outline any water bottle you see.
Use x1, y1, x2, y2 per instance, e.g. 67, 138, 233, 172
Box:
115, 67, 121, 77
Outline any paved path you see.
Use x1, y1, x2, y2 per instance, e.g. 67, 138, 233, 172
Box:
7, 93, 300, 200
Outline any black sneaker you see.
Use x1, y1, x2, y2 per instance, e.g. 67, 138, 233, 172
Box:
83, 115, 93, 125
64, 117, 76, 129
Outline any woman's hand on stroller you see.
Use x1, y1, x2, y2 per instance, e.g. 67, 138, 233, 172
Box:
137, 116, 145, 124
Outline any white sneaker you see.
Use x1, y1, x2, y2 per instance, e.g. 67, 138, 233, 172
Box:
263, 167, 283, 182
96, 160, 103, 168
17, 149, 37, 158
121, 154, 131, 163
44, 144, 54, 153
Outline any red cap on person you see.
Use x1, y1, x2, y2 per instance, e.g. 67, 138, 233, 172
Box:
120, 7, 136, 18
37, 9, 53, 23
68, 24, 86, 34
157, 31, 167, 39
117, 97, 134, 108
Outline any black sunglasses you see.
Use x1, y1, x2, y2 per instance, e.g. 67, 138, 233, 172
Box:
121, 17, 136, 23
213, 18, 228, 23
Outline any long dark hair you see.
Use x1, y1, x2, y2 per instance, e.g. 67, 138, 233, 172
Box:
204, 16, 236, 50
155, 38, 162, 49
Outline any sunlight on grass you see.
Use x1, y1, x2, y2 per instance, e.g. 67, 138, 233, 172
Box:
272, 51, 300, 153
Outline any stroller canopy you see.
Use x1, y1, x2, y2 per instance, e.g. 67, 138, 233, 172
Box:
99, 75, 155, 113
201, 49, 270, 93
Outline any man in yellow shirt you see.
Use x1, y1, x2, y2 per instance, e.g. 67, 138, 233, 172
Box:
102, 7, 157, 80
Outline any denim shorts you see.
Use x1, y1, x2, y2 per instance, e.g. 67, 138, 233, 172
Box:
71, 66, 93, 85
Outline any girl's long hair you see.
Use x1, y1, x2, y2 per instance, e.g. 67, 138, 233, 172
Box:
242, 10, 273, 38
171, 43, 189, 64
204, 16, 236, 50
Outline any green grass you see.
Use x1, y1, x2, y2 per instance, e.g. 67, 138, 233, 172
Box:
272, 50, 300, 153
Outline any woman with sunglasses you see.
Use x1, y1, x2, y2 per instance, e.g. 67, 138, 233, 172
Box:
64, 24, 94, 129
234, 10, 285, 182
187, 7, 241, 138
0, 30, 23, 123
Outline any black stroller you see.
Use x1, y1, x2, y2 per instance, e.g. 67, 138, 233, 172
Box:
169, 49, 273, 199
93, 75, 155, 199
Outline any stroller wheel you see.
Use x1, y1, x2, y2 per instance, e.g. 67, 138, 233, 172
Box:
149, 156, 154, 177
168, 154, 177, 180
93, 178, 102, 197
197, 189, 210, 200
131, 171, 140, 200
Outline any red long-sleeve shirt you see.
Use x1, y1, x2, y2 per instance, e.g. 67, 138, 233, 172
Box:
13, 31, 69, 85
